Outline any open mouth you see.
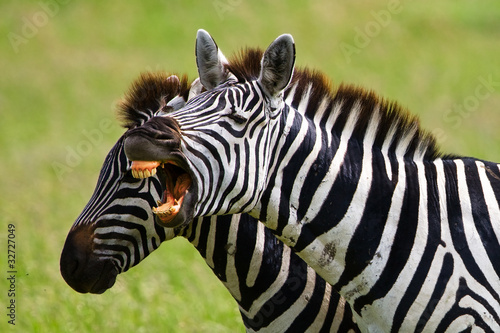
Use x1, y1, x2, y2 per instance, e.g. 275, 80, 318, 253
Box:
131, 160, 192, 226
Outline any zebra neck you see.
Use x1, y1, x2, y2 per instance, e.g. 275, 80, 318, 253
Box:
257, 116, 500, 326
179, 214, 322, 328
255, 101, 447, 292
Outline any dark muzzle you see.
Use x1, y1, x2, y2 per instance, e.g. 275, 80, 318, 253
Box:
60, 224, 118, 294
124, 116, 182, 162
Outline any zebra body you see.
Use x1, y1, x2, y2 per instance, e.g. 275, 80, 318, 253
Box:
60, 72, 359, 332
124, 30, 500, 331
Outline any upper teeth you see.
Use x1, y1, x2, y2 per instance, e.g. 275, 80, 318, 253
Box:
131, 161, 160, 179
132, 167, 157, 179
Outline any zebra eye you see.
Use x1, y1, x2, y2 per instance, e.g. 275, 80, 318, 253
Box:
227, 106, 248, 124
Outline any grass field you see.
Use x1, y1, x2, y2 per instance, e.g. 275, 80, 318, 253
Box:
1, 0, 499, 331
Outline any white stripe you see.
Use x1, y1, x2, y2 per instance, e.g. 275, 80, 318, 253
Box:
297, 103, 376, 285
288, 96, 328, 225
223, 215, 241, 301
476, 161, 500, 249
380, 160, 429, 327
340, 124, 409, 302
380, 120, 398, 181
307, 283, 333, 332
297, 84, 313, 115
265, 109, 309, 230
455, 159, 500, 293
285, 82, 298, 106
301, 101, 361, 226
204, 216, 217, 268
246, 222, 265, 287
189, 217, 204, 248
325, 100, 343, 149
241, 245, 291, 318
256, 265, 317, 333
330, 292, 346, 333
395, 123, 416, 157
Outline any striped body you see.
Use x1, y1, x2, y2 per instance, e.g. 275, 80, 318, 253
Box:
124, 31, 500, 331
60, 72, 359, 332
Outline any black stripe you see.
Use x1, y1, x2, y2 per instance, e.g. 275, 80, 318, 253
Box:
225, 143, 247, 213
101, 204, 149, 221
415, 252, 454, 332
465, 159, 500, 280
259, 110, 301, 223
445, 159, 500, 303
294, 138, 362, 252
211, 215, 232, 282
335, 148, 394, 290
288, 273, 326, 332
352, 161, 420, 314
392, 162, 442, 331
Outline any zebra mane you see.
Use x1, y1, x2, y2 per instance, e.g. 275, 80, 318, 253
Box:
226, 48, 443, 160
117, 71, 191, 129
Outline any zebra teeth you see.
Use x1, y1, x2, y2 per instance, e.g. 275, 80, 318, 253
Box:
153, 206, 175, 216
130, 161, 160, 179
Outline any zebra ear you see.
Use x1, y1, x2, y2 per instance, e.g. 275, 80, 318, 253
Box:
188, 77, 203, 101
258, 34, 295, 98
196, 29, 229, 90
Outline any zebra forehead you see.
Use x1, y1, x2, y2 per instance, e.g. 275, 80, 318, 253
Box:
117, 71, 191, 129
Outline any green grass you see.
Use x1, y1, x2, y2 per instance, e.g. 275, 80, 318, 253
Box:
1, 0, 499, 331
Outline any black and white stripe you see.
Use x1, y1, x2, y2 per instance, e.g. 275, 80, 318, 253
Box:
61, 73, 359, 332
145, 31, 500, 331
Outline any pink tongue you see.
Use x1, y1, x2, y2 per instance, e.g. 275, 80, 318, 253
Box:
174, 174, 192, 198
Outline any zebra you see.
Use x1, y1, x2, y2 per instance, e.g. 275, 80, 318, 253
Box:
59, 71, 360, 332
124, 29, 500, 332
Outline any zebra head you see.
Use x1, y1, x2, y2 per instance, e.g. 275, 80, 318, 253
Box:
124, 30, 296, 228
60, 73, 193, 294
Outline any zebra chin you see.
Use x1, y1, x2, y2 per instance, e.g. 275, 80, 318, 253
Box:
60, 223, 119, 294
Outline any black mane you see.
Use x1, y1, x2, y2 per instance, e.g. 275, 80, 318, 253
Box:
226, 48, 443, 160
117, 72, 191, 129
118, 49, 443, 159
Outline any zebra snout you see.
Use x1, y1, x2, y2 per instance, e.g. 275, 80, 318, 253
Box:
60, 224, 118, 294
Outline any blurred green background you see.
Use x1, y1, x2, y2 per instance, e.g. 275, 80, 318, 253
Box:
1, 0, 499, 332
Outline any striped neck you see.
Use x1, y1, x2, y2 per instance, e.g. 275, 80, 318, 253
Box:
177, 214, 359, 331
